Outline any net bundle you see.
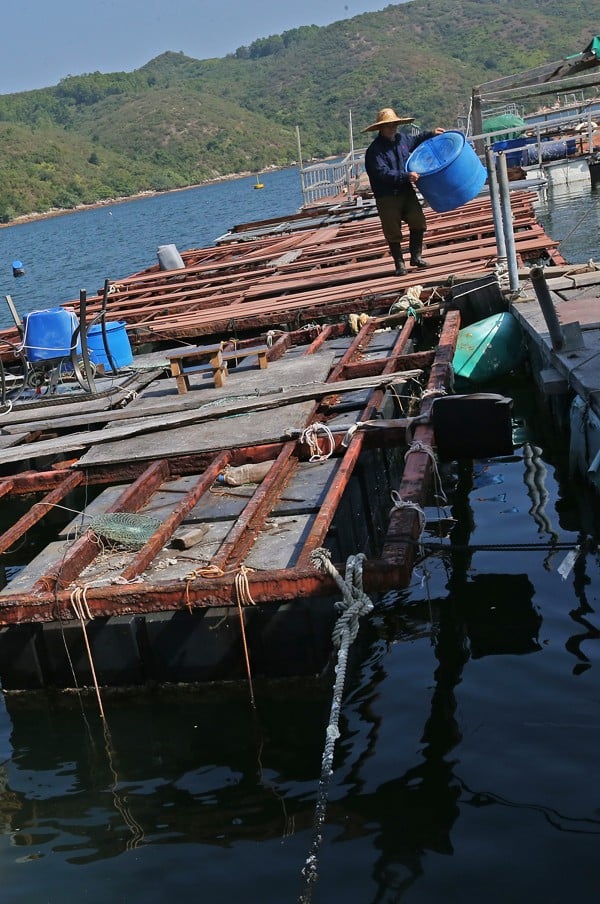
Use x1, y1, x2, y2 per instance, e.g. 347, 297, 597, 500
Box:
88, 512, 162, 549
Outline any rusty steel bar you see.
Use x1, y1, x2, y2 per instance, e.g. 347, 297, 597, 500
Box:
340, 349, 435, 380
381, 310, 461, 564
0, 471, 84, 555
295, 318, 417, 568
120, 450, 231, 581
30, 459, 171, 593
323, 317, 379, 382
0, 558, 417, 624
0, 478, 14, 500
211, 444, 298, 571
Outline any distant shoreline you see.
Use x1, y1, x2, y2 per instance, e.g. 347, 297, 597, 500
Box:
0, 169, 260, 228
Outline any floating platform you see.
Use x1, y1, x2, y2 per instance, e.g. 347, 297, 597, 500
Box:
0, 315, 461, 691
0, 187, 594, 693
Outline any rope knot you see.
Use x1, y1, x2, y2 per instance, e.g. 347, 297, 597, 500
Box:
300, 423, 335, 462
310, 548, 373, 647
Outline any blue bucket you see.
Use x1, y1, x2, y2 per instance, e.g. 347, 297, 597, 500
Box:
407, 131, 487, 212
24, 307, 80, 362
87, 321, 133, 372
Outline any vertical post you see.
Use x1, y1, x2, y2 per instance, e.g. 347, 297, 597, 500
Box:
295, 125, 304, 171
99, 278, 118, 375
347, 108, 355, 200
71, 289, 97, 393
484, 144, 507, 263
471, 88, 484, 157
530, 266, 564, 351
296, 125, 306, 207
496, 151, 520, 293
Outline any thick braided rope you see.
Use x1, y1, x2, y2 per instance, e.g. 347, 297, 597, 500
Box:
299, 548, 373, 901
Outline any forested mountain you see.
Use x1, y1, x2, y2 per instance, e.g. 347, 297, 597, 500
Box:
0, 0, 594, 221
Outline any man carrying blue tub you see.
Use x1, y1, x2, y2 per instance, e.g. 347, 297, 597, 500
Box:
362, 107, 444, 276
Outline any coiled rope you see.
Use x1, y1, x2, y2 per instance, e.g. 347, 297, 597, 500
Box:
298, 548, 374, 903
299, 422, 335, 462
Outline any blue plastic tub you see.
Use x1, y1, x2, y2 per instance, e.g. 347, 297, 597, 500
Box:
407, 130, 487, 212
87, 321, 133, 372
23, 308, 80, 362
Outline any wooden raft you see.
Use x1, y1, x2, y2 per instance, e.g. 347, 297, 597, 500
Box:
169, 342, 269, 392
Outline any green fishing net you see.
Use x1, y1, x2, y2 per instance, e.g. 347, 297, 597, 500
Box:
88, 512, 162, 549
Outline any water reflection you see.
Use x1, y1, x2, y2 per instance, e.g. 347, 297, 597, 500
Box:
566, 534, 600, 675
349, 568, 541, 897
0, 693, 329, 864
533, 178, 600, 264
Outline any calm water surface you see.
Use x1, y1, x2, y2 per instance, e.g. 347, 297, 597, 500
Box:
0, 171, 599, 903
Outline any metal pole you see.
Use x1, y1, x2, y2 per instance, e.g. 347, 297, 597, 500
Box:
530, 266, 564, 351
496, 151, 520, 292
347, 109, 354, 200
471, 88, 484, 157
296, 125, 306, 207
295, 125, 304, 171
484, 144, 507, 263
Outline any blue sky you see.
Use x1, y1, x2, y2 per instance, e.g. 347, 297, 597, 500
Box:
3, 0, 399, 94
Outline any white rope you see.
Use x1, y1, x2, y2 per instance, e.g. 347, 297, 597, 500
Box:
390, 489, 427, 550
298, 548, 374, 903
404, 439, 448, 508
299, 422, 335, 462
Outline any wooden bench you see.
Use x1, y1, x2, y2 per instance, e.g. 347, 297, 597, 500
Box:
168, 343, 269, 393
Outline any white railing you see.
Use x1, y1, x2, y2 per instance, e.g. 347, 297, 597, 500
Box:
299, 149, 366, 207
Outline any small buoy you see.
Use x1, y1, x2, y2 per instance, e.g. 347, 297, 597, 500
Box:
12, 260, 25, 277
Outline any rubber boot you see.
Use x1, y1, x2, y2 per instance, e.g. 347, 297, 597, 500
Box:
388, 241, 406, 276
409, 230, 428, 268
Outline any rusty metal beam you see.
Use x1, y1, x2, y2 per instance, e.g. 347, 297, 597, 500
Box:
211, 443, 298, 571
340, 350, 435, 380
30, 459, 171, 593
120, 450, 231, 581
0, 471, 84, 555
381, 310, 462, 567
295, 318, 417, 568
0, 558, 418, 624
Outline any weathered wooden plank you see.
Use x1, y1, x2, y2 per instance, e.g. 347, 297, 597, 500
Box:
0, 367, 421, 467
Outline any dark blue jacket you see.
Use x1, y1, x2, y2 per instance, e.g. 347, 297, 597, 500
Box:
365, 130, 434, 198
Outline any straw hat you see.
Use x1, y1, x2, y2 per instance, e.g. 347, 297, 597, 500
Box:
361, 107, 415, 133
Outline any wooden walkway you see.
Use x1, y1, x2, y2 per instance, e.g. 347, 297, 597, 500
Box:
0, 191, 564, 357
511, 267, 600, 418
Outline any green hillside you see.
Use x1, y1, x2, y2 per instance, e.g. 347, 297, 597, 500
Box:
0, 0, 594, 221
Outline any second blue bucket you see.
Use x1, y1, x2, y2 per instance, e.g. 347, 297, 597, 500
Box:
407, 131, 487, 212
87, 321, 133, 372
